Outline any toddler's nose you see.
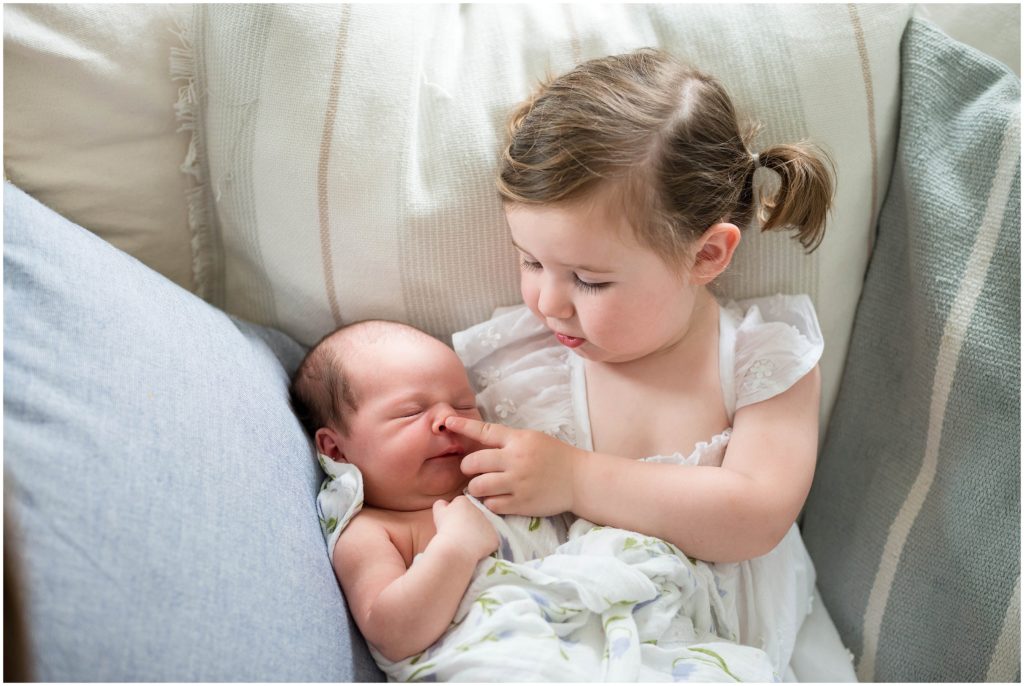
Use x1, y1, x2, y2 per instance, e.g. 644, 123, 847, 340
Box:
538, 281, 573, 320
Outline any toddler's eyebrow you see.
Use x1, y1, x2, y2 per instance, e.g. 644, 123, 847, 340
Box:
509, 237, 615, 274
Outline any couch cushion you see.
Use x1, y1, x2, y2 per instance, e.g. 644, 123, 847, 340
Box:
182, 4, 912, 434
801, 19, 1020, 682
3, 4, 194, 291
3, 183, 382, 681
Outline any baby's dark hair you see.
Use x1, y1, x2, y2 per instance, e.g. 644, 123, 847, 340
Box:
498, 48, 835, 258
289, 319, 434, 438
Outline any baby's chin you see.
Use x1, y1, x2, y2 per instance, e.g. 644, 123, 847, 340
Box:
363, 469, 469, 511
420, 466, 470, 498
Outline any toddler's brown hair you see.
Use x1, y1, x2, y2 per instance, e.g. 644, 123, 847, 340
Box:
498, 48, 835, 260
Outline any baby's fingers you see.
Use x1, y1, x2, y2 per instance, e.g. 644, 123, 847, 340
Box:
431, 498, 448, 525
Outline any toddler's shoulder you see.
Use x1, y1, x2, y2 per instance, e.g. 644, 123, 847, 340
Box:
721, 294, 824, 413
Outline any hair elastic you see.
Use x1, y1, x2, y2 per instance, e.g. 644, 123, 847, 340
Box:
752, 152, 761, 167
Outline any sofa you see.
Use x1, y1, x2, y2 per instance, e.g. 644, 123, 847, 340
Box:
3, 4, 1019, 682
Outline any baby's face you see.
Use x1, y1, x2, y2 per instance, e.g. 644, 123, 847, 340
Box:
338, 335, 483, 511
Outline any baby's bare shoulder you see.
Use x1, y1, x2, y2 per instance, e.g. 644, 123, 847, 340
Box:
338, 506, 435, 569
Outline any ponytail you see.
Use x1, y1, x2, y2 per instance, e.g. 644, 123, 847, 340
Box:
497, 50, 837, 261
756, 143, 835, 252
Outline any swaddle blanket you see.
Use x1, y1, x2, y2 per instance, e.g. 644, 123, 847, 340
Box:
317, 458, 779, 682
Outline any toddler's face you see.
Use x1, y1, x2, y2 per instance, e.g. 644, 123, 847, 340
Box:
507, 195, 699, 365
335, 335, 483, 511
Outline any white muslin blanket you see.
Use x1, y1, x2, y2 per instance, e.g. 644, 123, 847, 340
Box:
317, 460, 779, 682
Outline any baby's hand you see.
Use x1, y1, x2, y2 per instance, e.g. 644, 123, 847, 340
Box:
431, 496, 498, 561
444, 417, 581, 517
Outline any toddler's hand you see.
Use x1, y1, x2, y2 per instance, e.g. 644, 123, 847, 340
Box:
444, 417, 580, 517
431, 496, 498, 562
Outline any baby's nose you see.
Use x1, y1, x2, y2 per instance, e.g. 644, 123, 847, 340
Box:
432, 414, 449, 433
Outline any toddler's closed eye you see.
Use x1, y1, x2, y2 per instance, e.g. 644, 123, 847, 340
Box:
573, 274, 611, 293
520, 258, 541, 272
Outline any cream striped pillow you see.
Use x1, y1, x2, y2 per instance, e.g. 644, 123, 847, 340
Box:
181, 3, 912, 429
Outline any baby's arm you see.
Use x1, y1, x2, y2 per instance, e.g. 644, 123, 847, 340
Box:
448, 365, 820, 563
333, 497, 498, 662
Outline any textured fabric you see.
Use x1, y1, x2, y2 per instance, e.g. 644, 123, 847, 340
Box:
382, 525, 781, 682
913, 4, 1020, 77
2, 4, 194, 290
452, 301, 822, 675
315, 452, 780, 681
182, 4, 913, 436
317, 457, 571, 571
801, 19, 1020, 682
316, 456, 366, 561
2, 184, 382, 682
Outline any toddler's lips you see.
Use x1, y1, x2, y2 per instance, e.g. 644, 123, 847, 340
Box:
555, 332, 585, 348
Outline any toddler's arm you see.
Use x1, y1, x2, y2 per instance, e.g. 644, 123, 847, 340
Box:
448, 365, 820, 563
333, 497, 498, 662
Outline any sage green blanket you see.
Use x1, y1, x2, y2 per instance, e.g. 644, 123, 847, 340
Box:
802, 18, 1020, 682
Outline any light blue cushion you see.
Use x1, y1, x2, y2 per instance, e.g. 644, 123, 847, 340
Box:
801, 19, 1020, 683
3, 183, 382, 681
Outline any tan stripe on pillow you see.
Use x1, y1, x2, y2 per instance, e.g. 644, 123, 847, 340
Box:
847, 4, 881, 257
986, 576, 1021, 682
317, 5, 353, 328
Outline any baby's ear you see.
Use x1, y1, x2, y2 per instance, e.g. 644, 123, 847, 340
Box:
315, 427, 347, 462
690, 222, 741, 285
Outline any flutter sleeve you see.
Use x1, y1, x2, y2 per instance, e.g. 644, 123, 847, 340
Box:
726, 294, 825, 412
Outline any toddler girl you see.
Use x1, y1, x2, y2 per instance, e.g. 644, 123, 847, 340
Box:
445, 47, 833, 672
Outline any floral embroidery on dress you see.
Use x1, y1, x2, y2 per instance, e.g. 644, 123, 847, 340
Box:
476, 367, 502, 389
742, 358, 776, 393
543, 422, 577, 446
494, 398, 517, 419
479, 326, 502, 350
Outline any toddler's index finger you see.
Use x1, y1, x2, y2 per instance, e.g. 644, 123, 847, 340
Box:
443, 416, 507, 447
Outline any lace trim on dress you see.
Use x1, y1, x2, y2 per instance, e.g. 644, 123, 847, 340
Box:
639, 428, 732, 467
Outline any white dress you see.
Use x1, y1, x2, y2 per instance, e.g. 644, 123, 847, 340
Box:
452, 294, 823, 674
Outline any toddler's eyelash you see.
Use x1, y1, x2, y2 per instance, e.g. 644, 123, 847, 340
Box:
520, 258, 610, 293
519, 258, 541, 272
573, 277, 610, 293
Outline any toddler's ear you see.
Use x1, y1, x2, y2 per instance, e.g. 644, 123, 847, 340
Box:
690, 222, 741, 285
315, 427, 347, 462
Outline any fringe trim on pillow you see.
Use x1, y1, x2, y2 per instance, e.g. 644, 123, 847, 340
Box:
170, 12, 215, 301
